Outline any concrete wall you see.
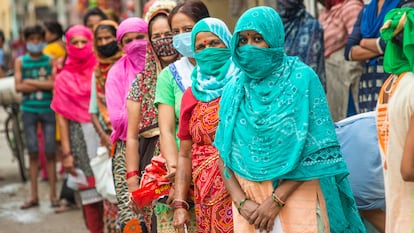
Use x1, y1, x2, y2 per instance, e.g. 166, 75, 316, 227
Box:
201, 0, 239, 31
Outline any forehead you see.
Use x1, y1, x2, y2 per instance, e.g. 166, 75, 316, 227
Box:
27, 33, 43, 40
151, 17, 170, 32
87, 15, 103, 26
171, 12, 195, 28
96, 28, 114, 38
70, 35, 88, 42
239, 30, 261, 36
195, 32, 220, 42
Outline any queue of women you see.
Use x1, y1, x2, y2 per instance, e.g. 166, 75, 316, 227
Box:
17, 0, 414, 232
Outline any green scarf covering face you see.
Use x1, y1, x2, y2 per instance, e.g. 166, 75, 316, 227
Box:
381, 8, 414, 74
214, 6, 366, 232
190, 17, 239, 102
234, 45, 284, 79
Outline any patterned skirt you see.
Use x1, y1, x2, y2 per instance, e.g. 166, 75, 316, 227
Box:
104, 200, 121, 233
192, 149, 233, 233
138, 135, 196, 233
112, 140, 146, 232
154, 203, 197, 233
69, 121, 102, 204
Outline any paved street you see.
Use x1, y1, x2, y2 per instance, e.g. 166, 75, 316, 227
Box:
0, 109, 88, 233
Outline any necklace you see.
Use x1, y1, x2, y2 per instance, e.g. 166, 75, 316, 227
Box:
383, 74, 398, 94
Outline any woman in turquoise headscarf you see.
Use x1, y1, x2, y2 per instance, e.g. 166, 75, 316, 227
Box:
173, 18, 238, 233
215, 6, 366, 233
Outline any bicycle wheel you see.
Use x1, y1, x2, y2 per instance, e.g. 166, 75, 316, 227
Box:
5, 113, 27, 182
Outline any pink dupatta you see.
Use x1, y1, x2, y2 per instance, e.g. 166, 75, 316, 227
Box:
105, 17, 148, 142
51, 25, 97, 122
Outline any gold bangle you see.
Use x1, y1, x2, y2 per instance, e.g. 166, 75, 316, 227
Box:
271, 193, 286, 208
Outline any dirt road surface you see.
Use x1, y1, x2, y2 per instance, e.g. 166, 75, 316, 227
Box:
0, 109, 89, 233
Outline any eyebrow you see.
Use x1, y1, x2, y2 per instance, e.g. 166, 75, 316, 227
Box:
240, 32, 261, 36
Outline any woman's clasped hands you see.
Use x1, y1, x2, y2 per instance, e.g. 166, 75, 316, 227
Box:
239, 196, 283, 233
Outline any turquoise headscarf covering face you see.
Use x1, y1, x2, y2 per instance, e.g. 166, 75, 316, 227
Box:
214, 6, 366, 232
190, 17, 239, 102
232, 6, 285, 79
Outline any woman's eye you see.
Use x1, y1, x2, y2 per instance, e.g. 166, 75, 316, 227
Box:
184, 27, 192, 32
195, 44, 205, 51
151, 34, 160, 40
254, 37, 263, 42
164, 32, 173, 38
239, 38, 247, 44
172, 30, 179, 35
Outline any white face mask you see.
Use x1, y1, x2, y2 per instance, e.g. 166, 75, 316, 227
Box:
173, 32, 194, 58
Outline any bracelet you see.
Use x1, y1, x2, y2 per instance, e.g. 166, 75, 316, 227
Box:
376, 37, 384, 55
126, 170, 140, 180
237, 198, 247, 214
171, 199, 190, 210
61, 152, 72, 159
271, 192, 286, 208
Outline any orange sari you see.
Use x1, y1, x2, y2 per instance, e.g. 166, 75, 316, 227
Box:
189, 97, 233, 233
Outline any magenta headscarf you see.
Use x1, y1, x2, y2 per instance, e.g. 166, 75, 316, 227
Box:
105, 17, 148, 142
51, 25, 97, 123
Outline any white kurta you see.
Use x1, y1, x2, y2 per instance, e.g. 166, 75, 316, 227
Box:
384, 72, 414, 233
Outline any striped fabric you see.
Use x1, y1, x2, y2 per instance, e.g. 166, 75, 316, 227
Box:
20, 54, 53, 113
319, 0, 364, 57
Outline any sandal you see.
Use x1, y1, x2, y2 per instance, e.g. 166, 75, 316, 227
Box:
50, 199, 60, 208
20, 199, 39, 209
54, 203, 77, 214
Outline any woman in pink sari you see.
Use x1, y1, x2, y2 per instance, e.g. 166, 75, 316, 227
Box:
51, 25, 103, 233
104, 17, 149, 232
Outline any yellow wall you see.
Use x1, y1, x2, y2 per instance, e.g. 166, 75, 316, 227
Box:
33, 0, 53, 5
0, 0, 11, 39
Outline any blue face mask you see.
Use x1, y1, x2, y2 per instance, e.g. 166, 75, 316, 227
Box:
26, 42, 47, 54
173, 32, 194, 58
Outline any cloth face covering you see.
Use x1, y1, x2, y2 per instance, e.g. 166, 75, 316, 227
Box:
51, 24, 97, 123
173, 32, 194, 58
190, 17, 239, 102
151, 37, 177, 57
234, 45, 284, 79
97, 40, 119, 58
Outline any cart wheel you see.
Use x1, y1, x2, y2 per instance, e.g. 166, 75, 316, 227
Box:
5, 113, 27, 182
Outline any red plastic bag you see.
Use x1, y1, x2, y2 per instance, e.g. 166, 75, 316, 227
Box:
131, 155, 172, 208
